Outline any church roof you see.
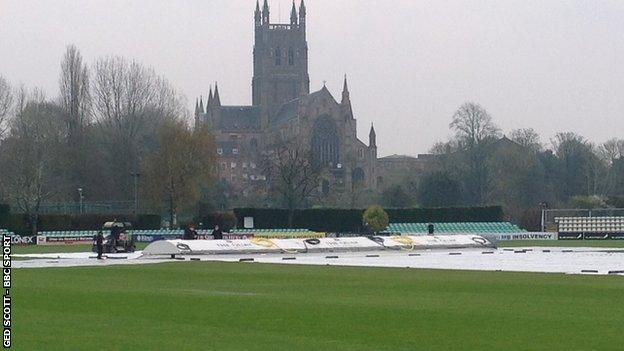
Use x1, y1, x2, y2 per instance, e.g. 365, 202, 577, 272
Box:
270, 87, 336, 127
272, 99, 300, 126
218, 106, 261, 131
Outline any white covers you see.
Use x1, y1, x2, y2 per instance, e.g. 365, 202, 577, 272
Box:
142, 235, 494, 256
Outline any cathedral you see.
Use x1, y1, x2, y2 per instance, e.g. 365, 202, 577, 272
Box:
195, 0, 426, 204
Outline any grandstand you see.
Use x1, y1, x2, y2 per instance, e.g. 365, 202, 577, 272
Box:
387, 222, 524, 235
543, 208, 624, 231
555, 216, 624, 239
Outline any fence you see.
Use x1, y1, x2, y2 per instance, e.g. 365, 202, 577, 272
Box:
37, 201, 137, 215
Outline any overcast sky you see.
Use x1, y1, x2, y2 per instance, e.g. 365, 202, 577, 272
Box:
1, 0, 623, 157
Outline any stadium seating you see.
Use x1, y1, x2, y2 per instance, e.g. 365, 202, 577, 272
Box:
386, 222, 524, 234
36, 230, 182, 237
34, 228, 323, 239
0, 229, 14, 236
555, 216, 624, 233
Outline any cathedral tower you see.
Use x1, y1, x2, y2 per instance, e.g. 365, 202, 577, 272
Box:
252, 0, 310, 129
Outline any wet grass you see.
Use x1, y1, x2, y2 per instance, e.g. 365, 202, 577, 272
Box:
12, 242, 149, 254
13, 262, 624, 350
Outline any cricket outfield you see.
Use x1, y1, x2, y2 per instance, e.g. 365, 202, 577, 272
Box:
13, 261, 624, 350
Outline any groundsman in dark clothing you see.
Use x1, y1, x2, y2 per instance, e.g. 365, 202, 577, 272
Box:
184, 225, 198, 240
95, 231, 104, 259
212, 225, 223, 240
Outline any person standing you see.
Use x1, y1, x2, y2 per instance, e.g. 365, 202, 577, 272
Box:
212, 224, 223, 240
95, 231, 104, 259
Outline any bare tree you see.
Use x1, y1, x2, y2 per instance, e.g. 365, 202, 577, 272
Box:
0, 75, 13, 139
91, 56, 187, 198
0, 99, 66, 234
428, 139, 460, 155
58, 45, 92, 195
551, 132, 604, 197
448, 102, 500, 205
92, 57, 153, 140
264, 139, 322, 227
450, 102, 501, 148
59, 44, 91, 140
510, 128, 543, 153
598, 138, 624, 165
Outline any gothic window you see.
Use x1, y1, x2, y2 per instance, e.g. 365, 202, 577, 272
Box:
322, 179, 330, 195
288, 47, 294, 65
275, 47, 281, 65
311, 115, 340, 167
352, 168, 365, 190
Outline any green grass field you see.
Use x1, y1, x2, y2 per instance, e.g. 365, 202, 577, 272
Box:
12, 239, 624, 256
12, 242, 149, 254
13, 262, 624, 350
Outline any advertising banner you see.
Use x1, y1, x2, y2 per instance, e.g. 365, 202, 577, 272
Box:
557, 233, 583, 240
610, 233, 624, 240
36, 235, 93, 245
495, 232, 558, 241
583, 233, 611, 240
10, 235, 36, 245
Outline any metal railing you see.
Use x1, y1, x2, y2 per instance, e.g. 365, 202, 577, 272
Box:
36, 201, 137, 215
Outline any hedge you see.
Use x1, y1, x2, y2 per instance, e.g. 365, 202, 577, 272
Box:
233, 206, 503, 232
195, 211, 237, 231
0, 204, 9, 229
4, 214, 161, 235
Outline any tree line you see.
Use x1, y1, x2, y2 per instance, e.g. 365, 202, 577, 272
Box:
379, 102, 624, 227
0, 45, 215, 233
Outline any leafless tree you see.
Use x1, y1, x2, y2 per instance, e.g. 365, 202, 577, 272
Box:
0, 99, 66, 234
0, 75, 13, 139
510, 128, 543, 153
58, 45, 92, 194
429, 139, 461, 155
59, 45, 91, 140
91, 56, 187, 197
264, 139, 322, 227
448, 102, 500, 204
598, 138, 624, 165
450, 102, 501, 149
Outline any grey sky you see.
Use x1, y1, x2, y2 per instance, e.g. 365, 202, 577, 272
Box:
1, 0, 623, 157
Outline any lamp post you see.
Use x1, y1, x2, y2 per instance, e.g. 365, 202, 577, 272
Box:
77, 188, 84, 214
539, 201, 549, 232
130, 172, 141, 214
